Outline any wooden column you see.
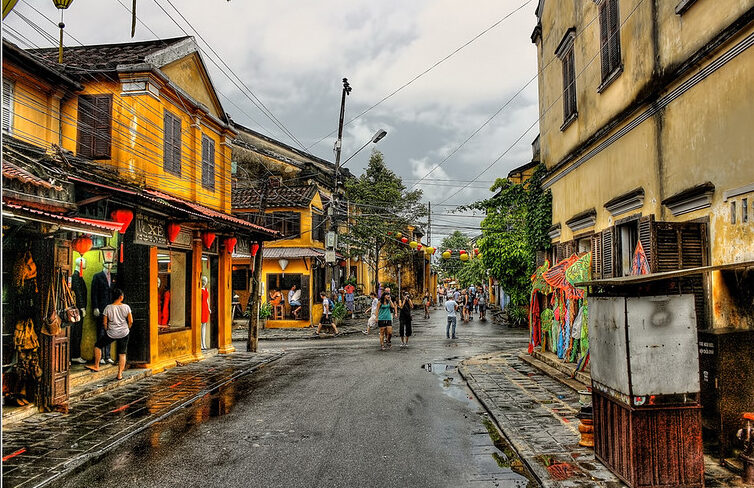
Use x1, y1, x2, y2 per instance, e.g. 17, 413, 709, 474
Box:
148, 246, 160, 366
218, 241, 235, 354
191, 234, 203, 360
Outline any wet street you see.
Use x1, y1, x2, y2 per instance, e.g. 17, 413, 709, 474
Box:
53, 312, 537, 488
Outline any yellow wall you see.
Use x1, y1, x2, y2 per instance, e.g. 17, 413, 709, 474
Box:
260, 257, 317, 328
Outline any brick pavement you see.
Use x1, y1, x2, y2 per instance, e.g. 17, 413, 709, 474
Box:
1, 352, 283, 488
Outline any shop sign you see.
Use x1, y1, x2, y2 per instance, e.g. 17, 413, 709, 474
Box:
234, 238, 250, 256
133, 213, 192, 250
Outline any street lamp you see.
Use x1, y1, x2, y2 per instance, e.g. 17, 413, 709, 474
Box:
340, 129, 388, 167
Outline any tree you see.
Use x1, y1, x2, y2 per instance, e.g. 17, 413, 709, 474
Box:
344, 150, 427, 293
466, 164, 551, 324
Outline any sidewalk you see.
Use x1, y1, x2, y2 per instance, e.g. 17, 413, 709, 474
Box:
2, 351, 283, 488
459, 350, 744, 488
232, 316, 367, 341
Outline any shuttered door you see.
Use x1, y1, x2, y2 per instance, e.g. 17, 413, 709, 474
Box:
638, 215, 656, 272
120, 239, 150, 363
591, 232, 602, 279
301, 274, 310, 322
602, 228, 614, 278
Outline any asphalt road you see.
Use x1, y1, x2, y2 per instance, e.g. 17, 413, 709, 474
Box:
54, 311, 536, 488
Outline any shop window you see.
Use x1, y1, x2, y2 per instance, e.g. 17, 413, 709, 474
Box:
265, 211, 301, 238
2, 79, 14, 134
77, 94, 112, 159
201, 134, 215, 190
163, 109, 182, 176
267, 273, 309, 321
157, 250, 191, 331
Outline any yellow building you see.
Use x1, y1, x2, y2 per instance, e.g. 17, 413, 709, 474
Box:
4, 36, 276, 374
532, 0, 754, 328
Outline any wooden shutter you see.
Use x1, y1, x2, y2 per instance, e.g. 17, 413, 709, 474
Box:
655, 222, 680, 272
680, 223, 707, 268
77, 96, 95, 157
2, 80, 13, 133
568, 50, 577, 115
201, 135, 215, 189
602, 227, 614, 278
92, 95, 112, 158
591, 232, 602, 279
608, 0, 621, 73
599, 2, 610, 80
164, 111, 182, 176
536, 250, 546, 268
638, 215, 656, 272
555, 243, 564, 263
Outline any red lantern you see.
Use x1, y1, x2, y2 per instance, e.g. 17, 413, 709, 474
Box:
202, 231, 216, 249
387, 231, 393, 236
224, 237, 237, 254
474, 248, 480, 255
339, 260, 347, 267
167, 222, 181, 243
460, 249, 467, 255
401, 237, 408, 244
110, 209, 134, 233
251, 243, 260, 257
72, 236, 93, 255
417, 244, 423, 251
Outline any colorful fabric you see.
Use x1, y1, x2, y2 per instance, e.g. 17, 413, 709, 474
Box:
580, 302, 589, 358
543, 254, 577, 290
531, 260, 551, 295
528, 294, 541, 354
631, 240, 650, 275
565, 252, 591, 299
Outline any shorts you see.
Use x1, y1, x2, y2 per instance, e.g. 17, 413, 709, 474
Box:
378, 320, 392, 329
346, 300, 355, 312
290, 300, 302, 307
95, 333, 129, 355
321, 314, 331, 325
399, 318, 412, 337
367, 315, 377, 328
478, 304, 487, 313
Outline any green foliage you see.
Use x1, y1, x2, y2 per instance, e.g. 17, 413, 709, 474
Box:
259, 302, 273, 320
456, 254, 487, 288
344, 150, 427, 293
469, 164, 552, 321
437, 231, 472, 279
331, 301, 346, 322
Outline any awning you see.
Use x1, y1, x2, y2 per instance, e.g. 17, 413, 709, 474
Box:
3, 202, 118, 237
263, 247, 326, 259
577, 260, 754, 287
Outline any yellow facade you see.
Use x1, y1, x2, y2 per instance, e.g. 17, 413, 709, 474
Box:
533, 1, 754, 328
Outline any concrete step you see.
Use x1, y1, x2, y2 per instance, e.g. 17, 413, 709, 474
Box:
518, 350, 591, 393
530, 349, 592, 386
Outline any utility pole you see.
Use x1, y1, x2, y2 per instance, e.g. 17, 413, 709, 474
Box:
327, 77, 351, 294
248, 179, 270, 352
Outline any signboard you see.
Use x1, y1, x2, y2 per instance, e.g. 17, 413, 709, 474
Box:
324, 250, 336, 263
325, 231, 337, 249
133, 213, 191, 250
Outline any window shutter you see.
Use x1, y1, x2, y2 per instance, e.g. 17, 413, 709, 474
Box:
93, 95, 112, 158
655, 222, 680, 272
77, 96, 95, 157
608, 0, 621, 73
2, 80, 13, 133
562, 56, 569, 118
172, 115, 182, 176
602, 227, 614, 278
679, 223, 706, 268
555, 243, 564, 263
638, 215, 656, 272
591, 232, 602, 278
201, 135, 215, 189
164, 111, 182, 176
568, 50, 577, 115
599, 2, 610, 80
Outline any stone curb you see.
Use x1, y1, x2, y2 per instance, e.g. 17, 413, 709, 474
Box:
518, 352, 589, 393
31, 352, 285, 488
458, 360, 556, 488
233, 328, 363, 342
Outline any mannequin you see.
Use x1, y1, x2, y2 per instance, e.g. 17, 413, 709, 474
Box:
70, 257, 88, 364
201, 276, 211, 349
91, 262, 115, 364
158, 277, 171, 328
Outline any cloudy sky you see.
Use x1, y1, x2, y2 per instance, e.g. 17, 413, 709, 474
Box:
4, 0, 540, 243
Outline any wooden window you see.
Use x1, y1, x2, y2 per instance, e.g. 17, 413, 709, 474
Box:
2, 80, 14, 134
77, 94, 112, 159
311, 212, 325, 242
731, 201, 737, 224
598, 0, 622, 84
265, 211, 301, 237
743, 198, 749, 223
616, 221, 638, 277
591, 232, 602, 279
163, 110, 182, 176
555, 29, 577, 128
201, 134, 215, 190
601, 227, 614, 278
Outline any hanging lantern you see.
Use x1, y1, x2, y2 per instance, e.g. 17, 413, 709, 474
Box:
339, 260, 347, 267
432, 247, 437, 255
409, 241, 418, 249
110, 209, 134, 233
224, 237, 238, 254
474, 248, 480, 256
460, 253, 470, 262
251, 242, 260, 257
424, 246, 433, 254
201, 231, 216, 249
71, 235, 93, 255
53, 0, 74, 63
417, 244, 423, 251
400, 237, 408, 244
100, 244, 116, 265
395, 232, 403, 239
166, 222, 181, 244
459, 249, 467, 255
442, 251, 451, 260
387, 231, 393, 236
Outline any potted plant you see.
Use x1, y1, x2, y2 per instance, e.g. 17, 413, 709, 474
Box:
259, 302, 272, 328
331, 301, 346, 326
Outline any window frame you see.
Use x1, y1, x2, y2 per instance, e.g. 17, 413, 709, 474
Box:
2, 79, 14, 134
163, 109, 182, 176
266, 211, 301, 238
555, 28, 578, 130
597, 0, 623, 92
201, 134, 215, 190
77, 94, 113, 159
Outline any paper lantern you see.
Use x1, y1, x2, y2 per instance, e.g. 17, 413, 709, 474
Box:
417, 244, 423, 251
460, 253, 470, 262
474, 248, 480, 255
409, 241, 418, 249
459, 249, 467, 255
395, 232, 402, 239
202, 231, 216, 249
442, 251, 451, 259
424, 246, 433, 254
167, 222, 181, 243
251, 243, 260, 257
224, 237, 237, 254
387, 231, 393, 236
110, 209, 134, 233
71, 236, 93, 255
339, 260, 347, 267
401, 237, 408, 244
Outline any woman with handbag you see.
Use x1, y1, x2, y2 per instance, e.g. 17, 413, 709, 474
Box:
86, 288, 132, 380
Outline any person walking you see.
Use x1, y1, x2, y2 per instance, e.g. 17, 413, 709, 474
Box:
460, 290, 469, 323
399, 292, 413, 347
363, 291, 378, 335
478, 287, 488, 321
85, 288, 132, 380
422, 292, 431, 319
445, 295, 458, 339
377, 291, 396, 350
316, 292, 338, 335
344, 283, 356, 319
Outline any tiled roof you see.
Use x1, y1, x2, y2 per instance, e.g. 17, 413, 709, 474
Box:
2, 160, 61, 190
27, 37, 190, 71
232, 185, 318, 209
2, 202, 118, 236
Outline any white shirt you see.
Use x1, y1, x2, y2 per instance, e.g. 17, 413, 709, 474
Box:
103, 304, 131, 339
445, 300, 458, 317
370, 298, 379, 316
322, 298, 331, 316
